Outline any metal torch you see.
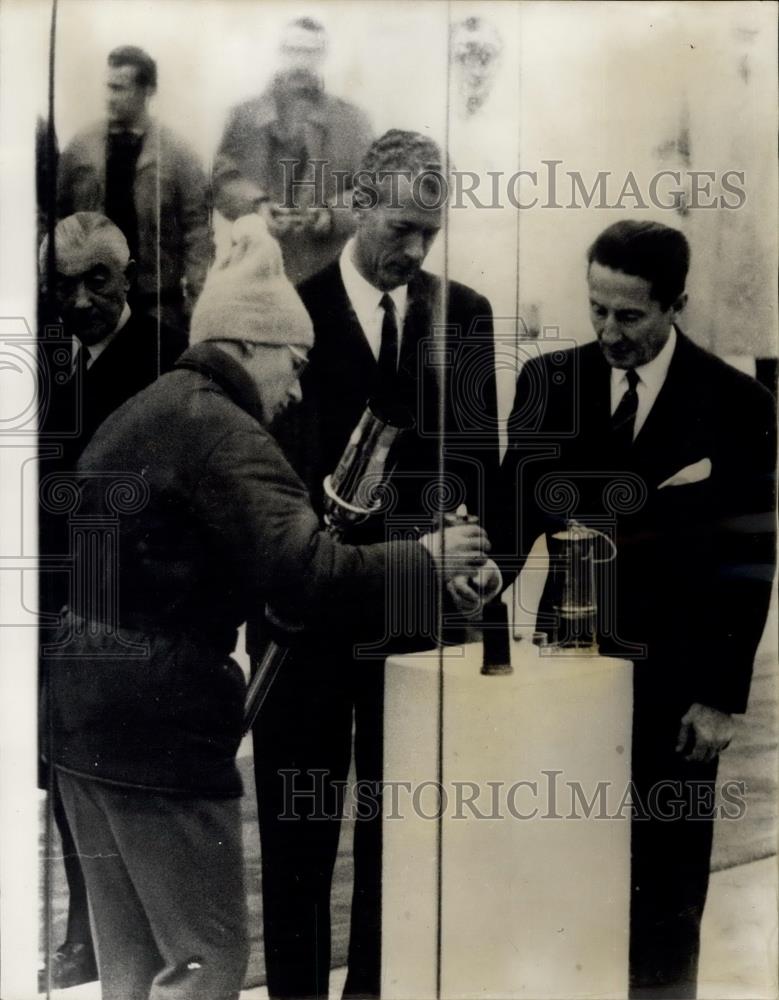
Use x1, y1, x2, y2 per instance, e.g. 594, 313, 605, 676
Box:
243, 401, 414, 732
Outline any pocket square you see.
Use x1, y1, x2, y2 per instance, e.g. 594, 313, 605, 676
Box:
657, 457, 712, 489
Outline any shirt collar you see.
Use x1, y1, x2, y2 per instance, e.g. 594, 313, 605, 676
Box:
175, 342, 267, 425
611, 324, 677, 394
339, 239, 408, 325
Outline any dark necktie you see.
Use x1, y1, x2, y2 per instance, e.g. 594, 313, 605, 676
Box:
611, 368, 640, 450
377, 293, 399, 393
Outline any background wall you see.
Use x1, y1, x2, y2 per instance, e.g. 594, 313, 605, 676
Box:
40, 0, 777, 369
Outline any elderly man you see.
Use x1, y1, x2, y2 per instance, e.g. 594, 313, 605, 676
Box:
213, 16, 372, 284
43, 220, 489, 1000
254, 129, 501, 999
498, 220, 776, 998
40, 211, 184, 469
38, 211, 184, 990
57, 45, 210, 338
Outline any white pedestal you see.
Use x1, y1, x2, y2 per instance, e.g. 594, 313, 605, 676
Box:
382, 638, 632, 1000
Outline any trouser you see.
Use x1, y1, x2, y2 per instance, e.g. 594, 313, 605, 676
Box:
52, 774, 93, 947
628, 683, 719, 1000
253, 646, 385, 1000
57, 769, 249, 1000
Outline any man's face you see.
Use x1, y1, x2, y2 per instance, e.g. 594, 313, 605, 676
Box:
55, 237, 131, 346
278, 25, 326, 77
247, 344, 308, 424
106, 65, 149, 128
587, 261, 684, 369
353, 176, 443, 291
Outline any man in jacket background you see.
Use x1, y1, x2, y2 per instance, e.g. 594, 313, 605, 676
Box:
57, 45, 210, 339
44, 219, 489, 1000
213, 17, 372, 285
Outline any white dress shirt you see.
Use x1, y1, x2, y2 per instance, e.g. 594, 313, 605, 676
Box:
610, 325, 677, 439
339, 239, 408, 363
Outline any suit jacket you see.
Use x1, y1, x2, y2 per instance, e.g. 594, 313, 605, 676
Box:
498, 330, 776, 716
40, 310, 186, 473
280, 259, 501, 651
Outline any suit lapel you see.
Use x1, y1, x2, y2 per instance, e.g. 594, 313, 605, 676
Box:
317, 261, 378, 384
629, 330, 704, 482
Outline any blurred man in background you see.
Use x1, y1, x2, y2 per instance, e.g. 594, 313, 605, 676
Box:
57, 45, 210, 341
213, 17, 372, 284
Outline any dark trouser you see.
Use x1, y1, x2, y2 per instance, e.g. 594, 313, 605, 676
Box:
52, 775, 93, 947
253, 646, 384, 1000
57, 769, 249, 1000
628, 682, 718, 1000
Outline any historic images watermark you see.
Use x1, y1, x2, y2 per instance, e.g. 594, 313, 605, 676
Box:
278, 769, 748, 822
278, 159, 748, 212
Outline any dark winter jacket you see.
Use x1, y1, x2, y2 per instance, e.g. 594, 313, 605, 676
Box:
45, 343, 433, 796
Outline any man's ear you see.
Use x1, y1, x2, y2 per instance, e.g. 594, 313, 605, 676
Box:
124, 259, 137, 292
671, 291, 688, 316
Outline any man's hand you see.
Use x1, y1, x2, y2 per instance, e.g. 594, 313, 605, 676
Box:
419, 524, 490, 584
447, 559, 503, 617
675, 702, 735, 763
259, 202, 302, 238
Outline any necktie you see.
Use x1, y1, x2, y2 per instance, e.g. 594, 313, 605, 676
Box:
377, 293, 399, 393
611, 368, 640, 450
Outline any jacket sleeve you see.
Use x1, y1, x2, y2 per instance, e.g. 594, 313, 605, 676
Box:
494, 356, 557, 588
192, 423, 437, 631
173, 138, 211, 305
691, 379, 777, 714
212, 107, 267, 221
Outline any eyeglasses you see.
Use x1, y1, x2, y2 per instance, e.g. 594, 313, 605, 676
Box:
288, 344, 309, 374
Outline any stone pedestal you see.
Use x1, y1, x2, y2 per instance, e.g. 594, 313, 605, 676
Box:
382, 638, 632, 999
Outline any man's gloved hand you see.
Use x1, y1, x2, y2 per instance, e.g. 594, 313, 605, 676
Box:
675, 702, 735, 763
419, 523, 490, 584
447, 559, 503, 618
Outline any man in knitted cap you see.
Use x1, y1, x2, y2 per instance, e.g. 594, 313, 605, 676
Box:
43, 219, 490, 1000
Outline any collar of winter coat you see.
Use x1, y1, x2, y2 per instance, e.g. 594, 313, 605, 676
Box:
175, 342, 268, 425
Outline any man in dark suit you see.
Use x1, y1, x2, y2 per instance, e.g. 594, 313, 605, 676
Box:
498, 220, 776, 998
253, 129, 501, 999
41, 213, 186, 470
38, 211, 183, 991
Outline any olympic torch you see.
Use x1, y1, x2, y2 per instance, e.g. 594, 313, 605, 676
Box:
243, 401, 414, 732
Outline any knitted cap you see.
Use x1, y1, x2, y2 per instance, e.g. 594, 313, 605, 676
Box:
190, 215, 314, 348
